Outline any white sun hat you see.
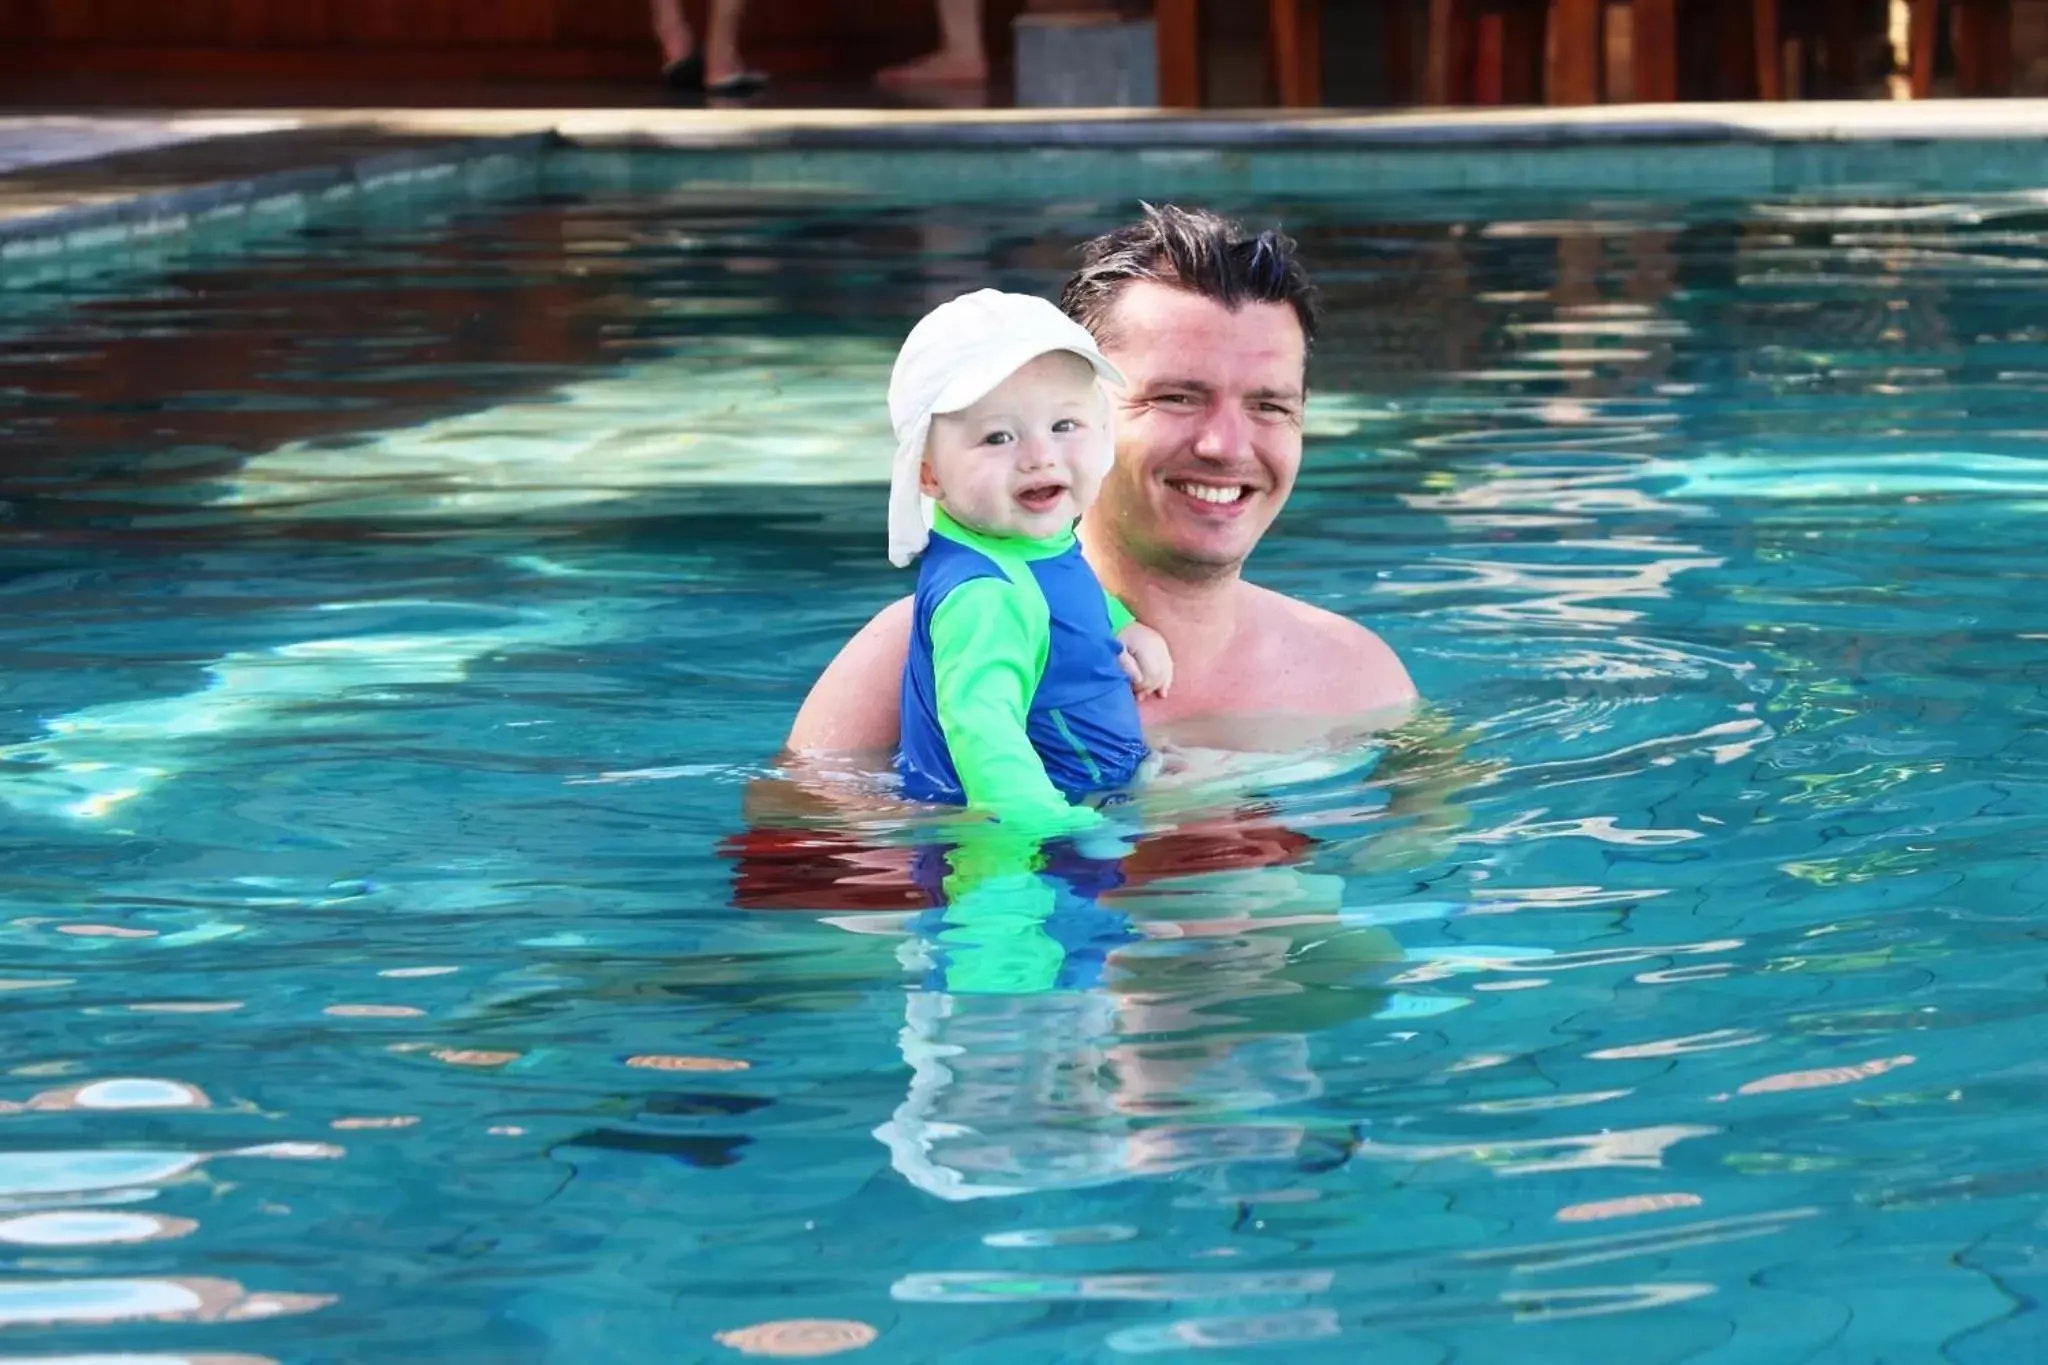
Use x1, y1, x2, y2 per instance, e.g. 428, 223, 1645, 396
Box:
886, 289, 1126, 568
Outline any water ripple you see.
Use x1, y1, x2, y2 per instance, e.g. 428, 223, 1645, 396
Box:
5, 177, 2048, 1361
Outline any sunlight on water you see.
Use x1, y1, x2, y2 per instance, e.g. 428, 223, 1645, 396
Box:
1, 170, 2047, 1362
0, 602, 614, 821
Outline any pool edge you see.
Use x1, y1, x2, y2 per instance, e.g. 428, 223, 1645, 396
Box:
0, 128, 560, 272
8, 102, 2048, 265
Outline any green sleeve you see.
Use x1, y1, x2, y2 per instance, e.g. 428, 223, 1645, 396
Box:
1105, 592, 1135, 633
932, 824, 1063, 995
930, 577, 1099, 831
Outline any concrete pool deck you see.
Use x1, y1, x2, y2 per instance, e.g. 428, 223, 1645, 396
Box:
10, 99, 2048, 263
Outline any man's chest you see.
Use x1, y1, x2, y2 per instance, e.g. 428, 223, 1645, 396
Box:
1137, 627, 1311, 726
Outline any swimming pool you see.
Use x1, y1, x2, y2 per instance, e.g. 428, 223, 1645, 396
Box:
4, 158, 2047, 1362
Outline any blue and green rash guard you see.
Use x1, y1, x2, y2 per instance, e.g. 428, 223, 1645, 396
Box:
898, 508, 1148, 827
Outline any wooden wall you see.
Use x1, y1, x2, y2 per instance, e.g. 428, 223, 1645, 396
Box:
0, 0, 1033, 85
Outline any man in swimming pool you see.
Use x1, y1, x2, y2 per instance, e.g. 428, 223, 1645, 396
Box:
787, 203, 1416, 755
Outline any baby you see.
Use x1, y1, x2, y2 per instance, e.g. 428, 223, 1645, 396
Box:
888, 289, 1171, 829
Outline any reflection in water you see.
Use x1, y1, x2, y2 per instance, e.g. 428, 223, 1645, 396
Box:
8, 180, 2048, 1359
1554, 1192, 1703, 1222
864, 818, 1388, 1202
878, 991, 1126, 1202
0, 1077, 210, 1113
1349, 1124, 1721, 1177
213, 343, 899, 520
981, 1223, 1137, 1247
0, 1275, 333, 1327
713, 1318, 880, 1356
892, 1267, 1336, 1302
1105, 1306, 1342, 1353
0, 1209, 198, 1244
0, 1131, 335, 1343
1734, 1053, 1915, 1094
1506, 1282, 1718, 1322
1463, 1207, 1822, 1274
0, 602, 612, 822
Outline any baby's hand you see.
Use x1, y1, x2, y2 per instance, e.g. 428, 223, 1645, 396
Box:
1116, 622, 1174, 699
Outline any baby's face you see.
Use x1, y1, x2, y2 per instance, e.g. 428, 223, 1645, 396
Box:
921, 352, 1110, 542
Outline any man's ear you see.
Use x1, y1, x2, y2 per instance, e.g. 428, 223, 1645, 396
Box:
918, 458, 943, 498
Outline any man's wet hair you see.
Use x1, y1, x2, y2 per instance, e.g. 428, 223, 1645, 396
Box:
1060, 203, 1320, 353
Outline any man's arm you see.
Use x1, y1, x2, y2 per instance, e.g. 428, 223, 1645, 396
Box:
785, 596, 915, 753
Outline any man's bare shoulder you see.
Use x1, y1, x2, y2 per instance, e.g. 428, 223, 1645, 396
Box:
784, 596, 914, 754
1241, 582, 1417, 712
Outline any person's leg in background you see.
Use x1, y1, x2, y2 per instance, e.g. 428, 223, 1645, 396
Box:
652, 0, 768, 95
701, 0, 765, 92
878, 0, 990, 86
651, 0, 700, 85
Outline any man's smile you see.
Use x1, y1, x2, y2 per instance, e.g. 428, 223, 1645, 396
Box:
1165, 477, 1253, 508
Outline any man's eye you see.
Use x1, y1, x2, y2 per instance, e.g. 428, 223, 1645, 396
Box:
1153, 393, 1196, 407
1259, 403, 1299, 420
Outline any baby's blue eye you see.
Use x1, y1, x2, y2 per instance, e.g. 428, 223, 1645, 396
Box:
1052, 418, 1080, 434
981, 431, 1014, 446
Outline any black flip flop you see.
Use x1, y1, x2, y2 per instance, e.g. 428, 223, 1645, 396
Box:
707, 70, 770, 97
661, 53, 705, 91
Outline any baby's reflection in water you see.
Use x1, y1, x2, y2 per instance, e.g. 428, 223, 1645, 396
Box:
872, 823, 1395, 1201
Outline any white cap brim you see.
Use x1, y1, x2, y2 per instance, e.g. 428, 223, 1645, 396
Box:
930, 341, 1125, 418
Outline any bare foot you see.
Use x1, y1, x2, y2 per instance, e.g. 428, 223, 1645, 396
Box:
701, 44, 769, 96
876, 49, 989, 87
705, 44, 744, 85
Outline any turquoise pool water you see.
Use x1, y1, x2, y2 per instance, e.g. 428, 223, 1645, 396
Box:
4, 167, 2048, 1362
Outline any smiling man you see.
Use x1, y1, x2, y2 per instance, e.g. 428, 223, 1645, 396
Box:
787, 204, 1416, 755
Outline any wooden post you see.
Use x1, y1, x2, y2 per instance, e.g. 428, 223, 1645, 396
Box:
1156, 0, 1202, 106
1547, 0, 1601, 105
1955, 0, 2013, 95
1752, 0, 1782, 98
1270, 0, 1324, 105
1475, 8, 1506, 102
1633, 0, 1678, 102
1427, 0, 1461, 104
1909, 0, 1939, 97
